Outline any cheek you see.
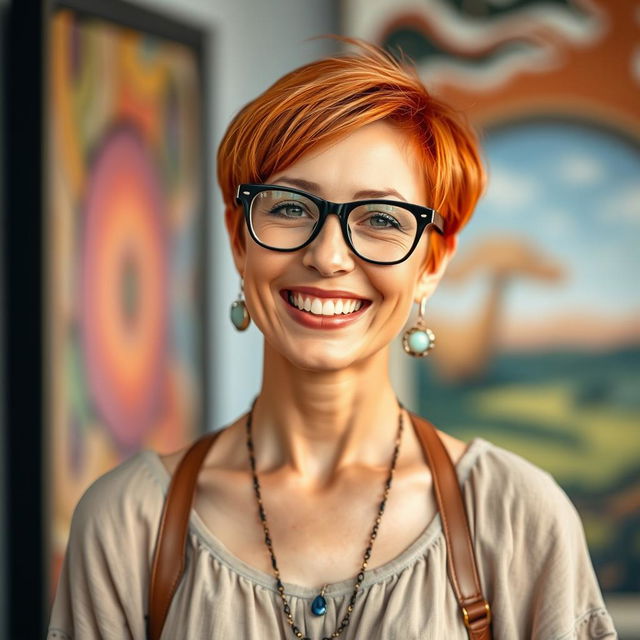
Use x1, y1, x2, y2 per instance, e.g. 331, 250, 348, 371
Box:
370, 259, 423, 303
243, 238, 285, 277
364, 276, 416, 338
413, 233, 430, 268
241, 247, 296, 318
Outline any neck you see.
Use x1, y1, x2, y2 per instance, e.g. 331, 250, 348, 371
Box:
250, 341, 402, 484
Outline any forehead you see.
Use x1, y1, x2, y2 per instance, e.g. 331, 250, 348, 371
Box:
267, 121, 427, 205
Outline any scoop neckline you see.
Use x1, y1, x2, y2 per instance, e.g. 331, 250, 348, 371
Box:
142, 435, 491, 598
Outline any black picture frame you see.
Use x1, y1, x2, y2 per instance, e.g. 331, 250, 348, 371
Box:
3, 1, 209, 635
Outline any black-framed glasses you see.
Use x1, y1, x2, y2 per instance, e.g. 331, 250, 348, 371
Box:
236, 183, 444, 265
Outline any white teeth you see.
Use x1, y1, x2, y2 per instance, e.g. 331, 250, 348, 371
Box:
288, 291, 365, 317
322, 300, 335, 315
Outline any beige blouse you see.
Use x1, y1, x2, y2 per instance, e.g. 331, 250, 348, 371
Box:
48, 436, 617, 640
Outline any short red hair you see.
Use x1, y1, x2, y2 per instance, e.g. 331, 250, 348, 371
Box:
217, 39, 485, 274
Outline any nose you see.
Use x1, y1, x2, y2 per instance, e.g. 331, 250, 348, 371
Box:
301, 212, 355, 276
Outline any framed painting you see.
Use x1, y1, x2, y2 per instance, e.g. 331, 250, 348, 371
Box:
46, 0, 208, 600
5, 0, 208, 635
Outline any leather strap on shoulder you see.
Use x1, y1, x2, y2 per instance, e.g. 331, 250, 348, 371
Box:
147, 430, 221, 640
409, 412, 492, 639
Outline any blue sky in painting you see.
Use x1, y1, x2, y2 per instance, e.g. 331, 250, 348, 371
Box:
433, 121, 640, 320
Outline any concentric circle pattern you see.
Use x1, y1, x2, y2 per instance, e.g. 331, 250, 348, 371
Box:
80, 127, 168, 450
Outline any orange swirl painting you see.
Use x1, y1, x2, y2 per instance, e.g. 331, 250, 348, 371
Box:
46, 7, 205, 597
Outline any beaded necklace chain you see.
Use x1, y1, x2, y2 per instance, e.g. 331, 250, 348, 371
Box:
245, 401, 404, 640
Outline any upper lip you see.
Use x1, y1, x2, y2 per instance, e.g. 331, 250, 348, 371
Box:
283, 286, 370, 300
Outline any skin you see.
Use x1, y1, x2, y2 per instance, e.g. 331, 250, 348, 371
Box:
161, 120, 467, 588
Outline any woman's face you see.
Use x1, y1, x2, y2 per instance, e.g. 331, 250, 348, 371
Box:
229, 120, 454, 372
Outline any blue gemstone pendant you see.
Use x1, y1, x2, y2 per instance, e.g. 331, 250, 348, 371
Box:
311, 594, 327, 616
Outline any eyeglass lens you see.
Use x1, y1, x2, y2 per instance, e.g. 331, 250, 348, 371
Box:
249, 189, 419, 263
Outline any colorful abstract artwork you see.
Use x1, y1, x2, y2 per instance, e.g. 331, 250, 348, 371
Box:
345, 0, 640, 597
46, 6, 205, 593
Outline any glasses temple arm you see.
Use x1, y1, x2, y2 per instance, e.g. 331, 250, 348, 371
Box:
430, 210, 445, 235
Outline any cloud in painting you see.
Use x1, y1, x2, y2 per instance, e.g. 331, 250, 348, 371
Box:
600, 184, 640, 226
541, 208, 576, 235
557, 153, 605, 186
482, 166, 537, 212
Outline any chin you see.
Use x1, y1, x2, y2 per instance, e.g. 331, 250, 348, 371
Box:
282, 343, 359, 373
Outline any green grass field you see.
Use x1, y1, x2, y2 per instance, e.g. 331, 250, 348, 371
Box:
415, 346, 640, 591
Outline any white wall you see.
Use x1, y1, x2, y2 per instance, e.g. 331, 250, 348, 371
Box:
133, 0, 340, 428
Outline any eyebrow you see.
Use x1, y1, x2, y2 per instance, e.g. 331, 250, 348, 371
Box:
271, 176, 409, 202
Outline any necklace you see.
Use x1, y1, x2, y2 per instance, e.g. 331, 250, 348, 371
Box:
245, 400, 404, 640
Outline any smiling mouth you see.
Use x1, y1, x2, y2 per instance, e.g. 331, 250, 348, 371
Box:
285, 290, 369, 317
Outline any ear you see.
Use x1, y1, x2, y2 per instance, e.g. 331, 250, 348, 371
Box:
414, 234, 458, 302
224, 206, 247, 276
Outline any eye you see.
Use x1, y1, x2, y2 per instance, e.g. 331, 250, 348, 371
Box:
367, 212, 402, 229
269, 201, 309, 218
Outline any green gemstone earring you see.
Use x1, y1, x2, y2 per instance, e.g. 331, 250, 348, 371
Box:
230, 278, 251, 331
402, 296, 435, 357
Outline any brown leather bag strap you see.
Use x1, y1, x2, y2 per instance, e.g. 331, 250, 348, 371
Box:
146, 430, 221, 640
409, 412, 492, 639
147, 414, 492, 640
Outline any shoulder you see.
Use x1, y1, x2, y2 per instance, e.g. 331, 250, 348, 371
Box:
464, 441, 617, 638
69, 450, 167, 545
75, 450, 166, 512
466, 438, 574, 515
50, 452, 170, 638
463, 438, 591, 559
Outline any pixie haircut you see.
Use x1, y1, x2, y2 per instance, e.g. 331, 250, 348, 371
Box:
217, 39, 485, 274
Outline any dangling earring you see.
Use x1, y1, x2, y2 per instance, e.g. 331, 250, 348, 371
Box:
230, 278, 251, 331
402, 297, 435, 357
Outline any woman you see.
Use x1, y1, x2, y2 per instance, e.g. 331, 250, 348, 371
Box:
48, 41, 616, 639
